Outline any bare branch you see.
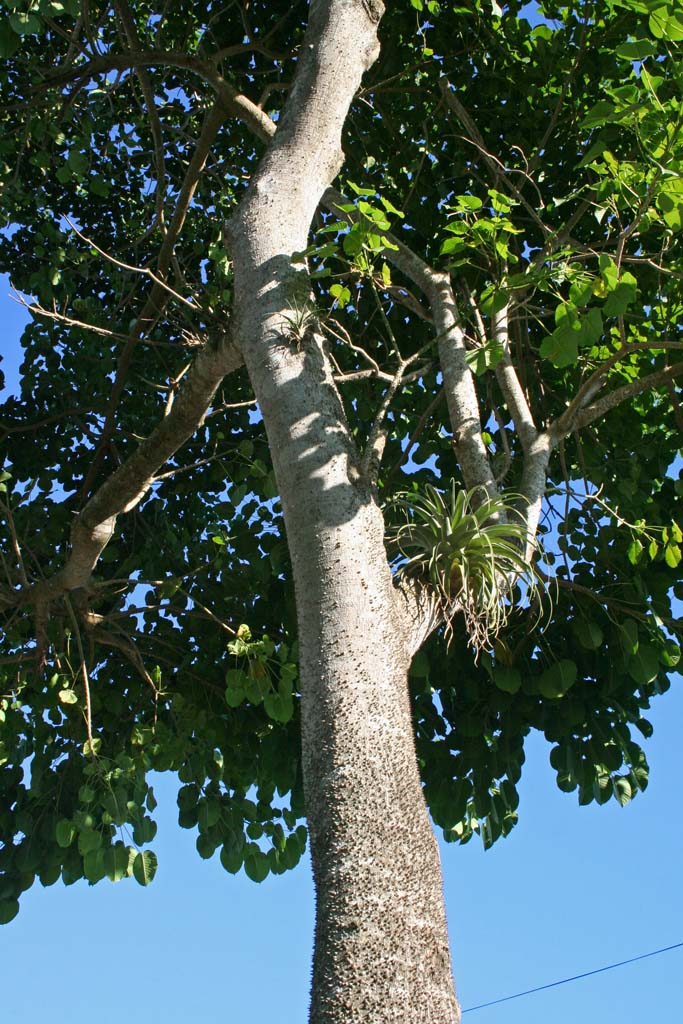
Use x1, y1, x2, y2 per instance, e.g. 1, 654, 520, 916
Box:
35, 49, 277, 142
572, 362, 683, 433
64, 219, 199, 310
0, 406, 99, 439
551, 341, 683, 440
492, 305, 539, 453
10, 291, 192, 349
13, 337, 242, 603
361, 350, 425, 483
515, 431, 553, 560
0, 495, 29, 588
64, 595, 96, 754
430, 274, 497, 495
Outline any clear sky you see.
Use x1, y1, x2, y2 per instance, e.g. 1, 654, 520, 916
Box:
0, 275, 681, 1023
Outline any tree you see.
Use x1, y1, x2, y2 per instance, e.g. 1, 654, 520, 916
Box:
1, 0, 682, 1019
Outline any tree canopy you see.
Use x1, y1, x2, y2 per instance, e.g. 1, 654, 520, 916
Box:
0, 0, 682, 940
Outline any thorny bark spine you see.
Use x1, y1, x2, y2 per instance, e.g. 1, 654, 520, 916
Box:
226, 2, 459, 1020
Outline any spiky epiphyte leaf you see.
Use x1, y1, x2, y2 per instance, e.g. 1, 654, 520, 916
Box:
387, 484, 544, 650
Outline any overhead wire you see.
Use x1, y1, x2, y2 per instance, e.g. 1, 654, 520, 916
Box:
462, 940, 683, 1014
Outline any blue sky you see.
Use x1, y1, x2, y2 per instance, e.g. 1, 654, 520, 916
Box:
0, 276, 681, 1023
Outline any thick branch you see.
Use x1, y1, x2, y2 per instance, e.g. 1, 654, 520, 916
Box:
571, 362, 683, 434
324, 187, 495, 493
430, 274, 497, 495
517, 431, 553, 560
550, 341, 683, 441
36, 49, 274, 137
24, 338, 242, 598
491, 306, 538, 453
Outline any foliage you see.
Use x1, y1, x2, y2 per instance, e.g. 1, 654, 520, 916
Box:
0, 0, 681, 925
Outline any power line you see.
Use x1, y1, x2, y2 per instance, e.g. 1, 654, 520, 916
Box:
462, 940, 683, 1014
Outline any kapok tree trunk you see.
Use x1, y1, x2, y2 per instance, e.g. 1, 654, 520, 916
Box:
233, 276, 460, 1024
225, 3, 460, 1019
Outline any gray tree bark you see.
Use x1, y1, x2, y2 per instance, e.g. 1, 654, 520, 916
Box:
225, 1, 460, 1019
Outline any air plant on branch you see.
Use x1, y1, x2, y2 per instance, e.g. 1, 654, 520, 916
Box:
386, 482, 545, 651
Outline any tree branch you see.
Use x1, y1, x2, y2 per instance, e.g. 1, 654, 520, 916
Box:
79, 96, 232, 499
491, 305, 539, 453
16, 336, 242, 603
551, 341, 683, 440
429, 273, 497, 495
571, 362, 683, 433
114, 0, 168, 229
439, 78, 549, 236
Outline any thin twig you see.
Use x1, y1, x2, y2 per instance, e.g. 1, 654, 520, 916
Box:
64, 595, 96, 755
64, 219, 198, 310
0, 495, 29, 588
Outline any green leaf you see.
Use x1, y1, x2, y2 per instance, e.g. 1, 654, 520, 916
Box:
613, 777, 633, 807
67, 151, 89, 176
538, 660, 578, 699
197, 797, 221, 831
329, 283, 351, 306
465, 340, 504, 376
635, 717, 654, 739
132, 850, 158, 886
493, 665, 522, 694
379, 196, 403, 218
603, 272, 637, 317
540, 305, 581, 370
479, 289, 509, 317
454, 194, 483, 211
0, 22, 21, 57
346, 180, 376, 196
196, 833, 216, 859
220, 834, 245, 874
263, 691, 294, 723
83, 849, 106, 884
657, 178, 683, 232
572, 619, 604, 650
649, 6, 683, 41
0, 900, 20, 925
55, 820, 76, 848
105, 843, 131, 883
58, 689, 78, 705
616, 39, 657, 60
89, 176, 111, 197
628, 645, 660, 685
661, 641, 680, 668
664, 543, 681, 568
627, 538, 644, 565
78, 829, 102, 855
244, 849, 270, 883
540, 323, 579, 367
9, 12, 43, 35
619, 619, 640, 656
